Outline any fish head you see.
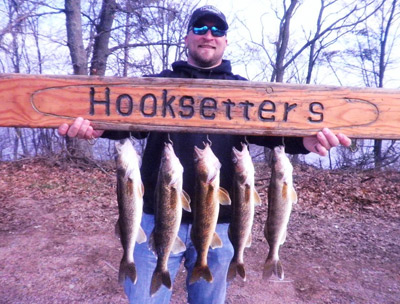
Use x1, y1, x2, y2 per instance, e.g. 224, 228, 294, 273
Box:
232, 143, 254, 185
115, 139, 140, 176
194, 143, 221, 184
160, 142, 184, 186
271, 146, 293, 178
114, 138, 128, 154
115, 139, 139, 163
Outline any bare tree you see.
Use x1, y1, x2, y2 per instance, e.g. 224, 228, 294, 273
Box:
233, 0, 396, 168
238, 0, 382, 84
63, 0, 93, 159
61, 0, 201, 159
65, 0, 88, 75
271, 0, 299, 82
339, 0, 399, 168
107, 0, 199, 76
89, 0, 118, 75
372, 0, 399, 168
2, 0, 33, 159
0, 0, 201, 160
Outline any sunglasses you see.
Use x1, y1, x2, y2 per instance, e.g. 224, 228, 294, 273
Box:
191, 25, 226, 37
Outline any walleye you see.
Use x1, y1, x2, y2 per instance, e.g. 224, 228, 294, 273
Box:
189, 142, 231, 284
227, 143, 261, 282
263, 145, 297, 280
148, 142, 191, 297
115, 139, 147, 285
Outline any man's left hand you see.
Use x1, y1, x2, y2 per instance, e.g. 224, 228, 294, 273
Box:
303, 128, 351, 156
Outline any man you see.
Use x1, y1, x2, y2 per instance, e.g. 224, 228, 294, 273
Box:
59, 5, 351, 304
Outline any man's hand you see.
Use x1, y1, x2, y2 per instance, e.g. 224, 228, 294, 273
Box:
303, 128, 351, 156
58, 117, 104, 139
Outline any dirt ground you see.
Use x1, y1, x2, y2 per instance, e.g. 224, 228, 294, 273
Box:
0, 158, 399, 304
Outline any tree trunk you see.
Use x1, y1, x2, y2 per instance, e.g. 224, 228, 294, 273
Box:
65, 0, 88, 75
64, 0, 92, 159
374, 0, 397, 169
90, 0, 118, 76
272, 0, 298, 83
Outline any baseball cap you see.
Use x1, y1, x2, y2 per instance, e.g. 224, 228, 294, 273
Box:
187, 5, 228, 31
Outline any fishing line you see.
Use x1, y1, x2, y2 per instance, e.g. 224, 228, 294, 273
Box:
244, 136, 249, 146
205, 134, 212, 146
167, 133, 173, 145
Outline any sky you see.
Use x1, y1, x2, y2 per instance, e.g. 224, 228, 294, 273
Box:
2, 0, 397, 87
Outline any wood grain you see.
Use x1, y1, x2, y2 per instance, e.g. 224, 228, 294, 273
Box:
1, 73, 399, 139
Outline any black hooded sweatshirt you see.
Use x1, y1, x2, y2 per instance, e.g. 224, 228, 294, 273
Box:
102, 60, 308, 223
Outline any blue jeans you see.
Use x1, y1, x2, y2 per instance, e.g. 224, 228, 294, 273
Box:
124, 213, 234, 304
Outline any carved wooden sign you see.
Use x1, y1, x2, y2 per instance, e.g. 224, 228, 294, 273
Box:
1, 73, 399, 139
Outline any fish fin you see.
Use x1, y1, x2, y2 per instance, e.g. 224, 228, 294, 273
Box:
138, 182, 145, 198
150, 268, 172, 297
246, 233, 252, 248
282, 182, 288, 201
136, 226, 147, 244
264, 224, 268, 239
276, 260, 284, 280
118, 260, 137, 285
148, 231, 156, 254
227, 261, 236, 281
291, 186, 298, 204
280, 230, 287, 245
263, 258, 284, 280
218, 187, 231, 205
189, 265, 213, 284
181, 190, 192, 212
171, 236, 186, 254
254, 189, 262, 206
210, 232, 223, 249
114, 219, 121, 239
282, 183, 297, 204
237, 263, 246, 281
227, 261, 246, 282
263, 258, 274, 280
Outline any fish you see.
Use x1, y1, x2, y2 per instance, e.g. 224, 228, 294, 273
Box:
189, 142, 231, 285
263, 145, 297, 280
227, 143, 261, 282
148, 142, 191, 297
115, 138, 147, 285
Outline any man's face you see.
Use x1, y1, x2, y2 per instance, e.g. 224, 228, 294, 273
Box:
185, 18, 228, 68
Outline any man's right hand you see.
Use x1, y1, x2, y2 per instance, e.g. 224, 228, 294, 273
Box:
58, 117, 104, 139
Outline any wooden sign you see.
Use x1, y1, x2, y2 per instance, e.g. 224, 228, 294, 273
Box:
1, 73, 399, 139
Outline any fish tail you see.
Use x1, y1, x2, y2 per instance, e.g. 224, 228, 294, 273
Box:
227, 260, 247, 282
150, 268, 172, 297
263, 258, 284, 280
237, 263, 246, 280
118, 259, 137, 285
227, 261, 237, 281
189, 264, 213, 285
